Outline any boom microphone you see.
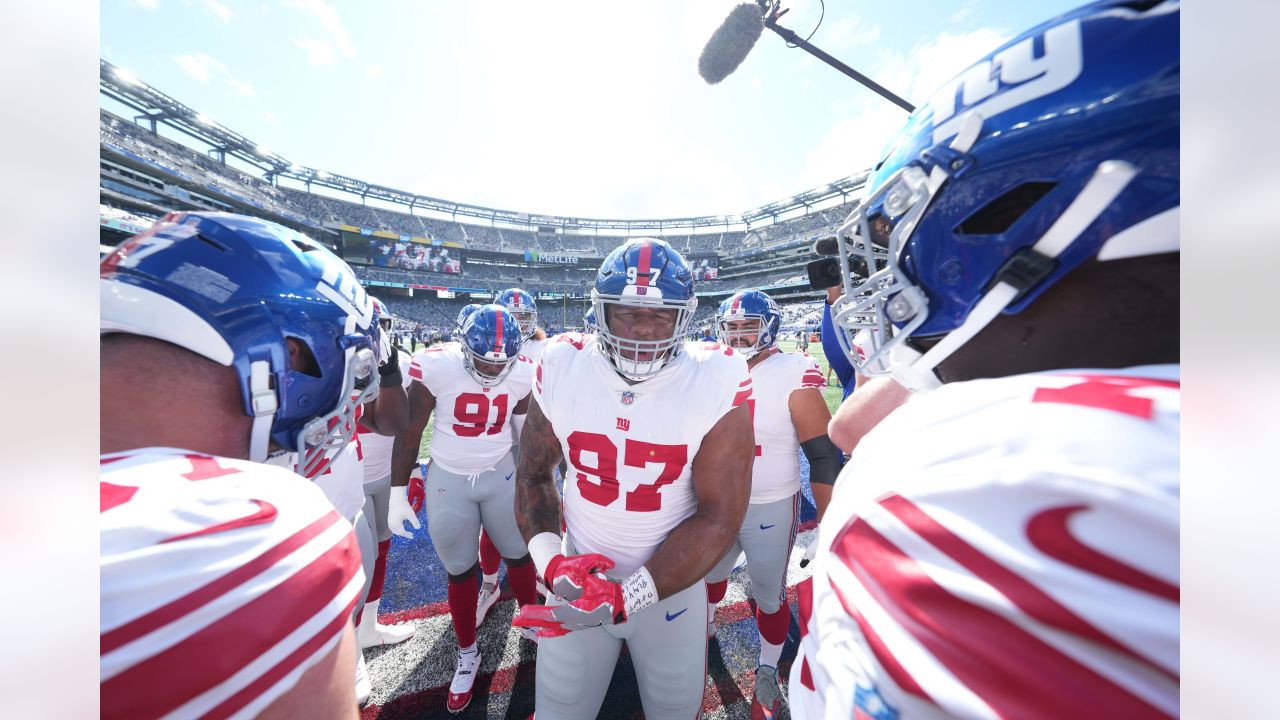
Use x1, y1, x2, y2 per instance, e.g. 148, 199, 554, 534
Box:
698, 3, 765, 85
811, 236, 839, 256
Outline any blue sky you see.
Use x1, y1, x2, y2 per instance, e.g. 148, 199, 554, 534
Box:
102, 0, 1084, 219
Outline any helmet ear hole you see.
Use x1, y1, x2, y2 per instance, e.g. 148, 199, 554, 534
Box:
285, 336, 322, 378
954, 182, 1057, 235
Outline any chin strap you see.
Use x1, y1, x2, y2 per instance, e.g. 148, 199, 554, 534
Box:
247, 360, 277, 462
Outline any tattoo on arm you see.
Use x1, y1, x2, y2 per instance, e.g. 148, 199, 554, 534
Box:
390, 382, 435, 487
515, 397, 564, 542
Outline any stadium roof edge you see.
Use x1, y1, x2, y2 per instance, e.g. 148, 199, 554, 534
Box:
99, 59, 869, 232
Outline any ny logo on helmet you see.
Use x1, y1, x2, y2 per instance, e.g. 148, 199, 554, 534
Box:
317, 262, 373, 329
927, 19, 1083, 143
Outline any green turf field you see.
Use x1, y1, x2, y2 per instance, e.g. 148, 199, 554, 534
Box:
416, 339, 846, 457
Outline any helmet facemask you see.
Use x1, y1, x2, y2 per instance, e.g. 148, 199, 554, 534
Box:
461, 345, 518, 388
290, 339, 379, 477
592, 288, 696, 382
716, 317, 770, 359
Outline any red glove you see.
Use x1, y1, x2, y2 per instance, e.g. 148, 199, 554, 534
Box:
514, 571, 626, 638
542, 553, 615, 601
407, 475, 425, 513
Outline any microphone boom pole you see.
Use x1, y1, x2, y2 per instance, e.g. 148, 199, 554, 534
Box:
764, 16, 915, 113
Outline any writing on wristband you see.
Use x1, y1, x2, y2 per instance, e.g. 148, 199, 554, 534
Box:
621, 566, 659, 617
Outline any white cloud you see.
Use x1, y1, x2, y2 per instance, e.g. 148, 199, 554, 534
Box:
292, 35, 336, 65
264, 111, 280, 124
367, 64, 383, 79
228, 78, 256, 97
284, 0, 355, 61
824, 16, 882, 51
199, 0, 232, 22
128, 0, 159, 9
174, 53, 226, 83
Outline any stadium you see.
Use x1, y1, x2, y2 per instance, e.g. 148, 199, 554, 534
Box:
99, 58, 855, 719
99, 1, 1182, 718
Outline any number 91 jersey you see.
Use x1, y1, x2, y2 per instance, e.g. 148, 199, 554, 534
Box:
536, 334, 752, 577
408, 342, 535, 475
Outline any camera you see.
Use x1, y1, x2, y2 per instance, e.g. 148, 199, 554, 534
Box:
806, 255, 868, 290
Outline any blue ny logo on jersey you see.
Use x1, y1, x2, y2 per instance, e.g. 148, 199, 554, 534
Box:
853, 683, 898, 720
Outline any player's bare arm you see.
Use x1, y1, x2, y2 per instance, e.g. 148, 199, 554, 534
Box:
827, 375, 911, 454
390, 381, 435, 488
644, 401, 753, 599
359, 382, 408, 437
790, 387, 841, 520
514, 397, 563, 540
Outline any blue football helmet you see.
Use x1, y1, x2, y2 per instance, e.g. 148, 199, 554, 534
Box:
455, 303, 482, 339
496, 288, 538, 340
829, 0, 1179, 391
716, 290, 781, 359
583, 306, 598, 332
100, 212, 380, 477
460, 304, 523, 387
369, 295, 393, 364
591, 238, 698, 381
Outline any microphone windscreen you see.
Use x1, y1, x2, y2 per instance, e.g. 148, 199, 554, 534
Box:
812, 236, 839, 255
698, 4, 765, 85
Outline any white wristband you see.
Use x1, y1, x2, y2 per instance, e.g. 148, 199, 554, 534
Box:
528, 532, 563, 578
621, 566, 660, 617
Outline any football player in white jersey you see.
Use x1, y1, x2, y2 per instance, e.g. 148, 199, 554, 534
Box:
794, 3, 1180, 718
388, 304, 541, 714
100, 212, 382, 719
512, 238, 755, 719
476, 287, 550, 620
352, 297, 417, 650
709, 289, 842, 720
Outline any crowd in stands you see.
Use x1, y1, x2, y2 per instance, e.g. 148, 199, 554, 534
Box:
99, 203, 159, 228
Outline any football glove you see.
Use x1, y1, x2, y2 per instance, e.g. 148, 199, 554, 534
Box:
513, 571, 626, 638
542, 553, 615, 601
407, 474, 425, 513
799, 535, 818, 569
388, 485, 421, 539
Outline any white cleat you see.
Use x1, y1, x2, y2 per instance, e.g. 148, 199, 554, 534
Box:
476, 581, 500, 626
355, 650, 372, 707
519, 626, 540, 645
357, 599, 416, 649
446, 649, 482, 713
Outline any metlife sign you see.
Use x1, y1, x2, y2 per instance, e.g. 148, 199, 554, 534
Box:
523, 249, 580, 265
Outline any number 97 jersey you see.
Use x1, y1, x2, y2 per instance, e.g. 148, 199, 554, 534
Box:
408, 342, 535, 475
536, 334, 752, 578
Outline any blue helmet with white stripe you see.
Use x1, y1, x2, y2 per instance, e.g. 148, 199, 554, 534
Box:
100, 211, 380, 477
830, 0, 1179, 390
591, 238, 697, 382
460, 304, 523, 387
496, 288, 539, 340
716, 290, 781, 359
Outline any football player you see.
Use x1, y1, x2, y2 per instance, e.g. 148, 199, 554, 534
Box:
352, 297, 417, 650
512, 238, 755, 719
477, 287, 550, 623
388, 304, 541, 714
793, 3, 1180, 718
709, 289, 842, 719
100, 212, 379, 719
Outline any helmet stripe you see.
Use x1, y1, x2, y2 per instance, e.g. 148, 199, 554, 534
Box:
731, 293, 742, 313
494, 310, 504, 350
636, 241, 653, 287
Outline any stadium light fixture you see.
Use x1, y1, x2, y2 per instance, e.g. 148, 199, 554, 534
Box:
114, 68, 139, 86
315, 170, 330, 180
256, 144, 272, 157
195, 113, 212, 126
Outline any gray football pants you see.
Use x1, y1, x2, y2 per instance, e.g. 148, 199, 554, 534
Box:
534, 536, 709, 719
424, 450, 527, 576
706, 492, 801, 614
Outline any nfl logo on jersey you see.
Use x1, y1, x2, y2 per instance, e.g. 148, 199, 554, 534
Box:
853, 684, 898, 720
621, 391, 635, 405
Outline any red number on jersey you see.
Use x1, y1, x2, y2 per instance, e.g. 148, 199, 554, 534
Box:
183, 455, 240, 481
451, 392, 510, 437
1032, 375, 1178, 420
567, 431, 690, 512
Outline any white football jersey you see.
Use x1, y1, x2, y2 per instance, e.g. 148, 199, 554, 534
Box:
537, 334, 752, 577
357, 351, 414, 484
522, 337, 549, 365
101, 448, 364, 720
790, 366, 1180, 720
746, 348, 826, 504
408, 341, 536, 475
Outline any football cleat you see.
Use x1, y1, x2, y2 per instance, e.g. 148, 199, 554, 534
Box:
750, 665, 782, 720
447, 649, 482, 714
355, 651, 372, 707
476, 581, 500, 626
356, 600, 415, 649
